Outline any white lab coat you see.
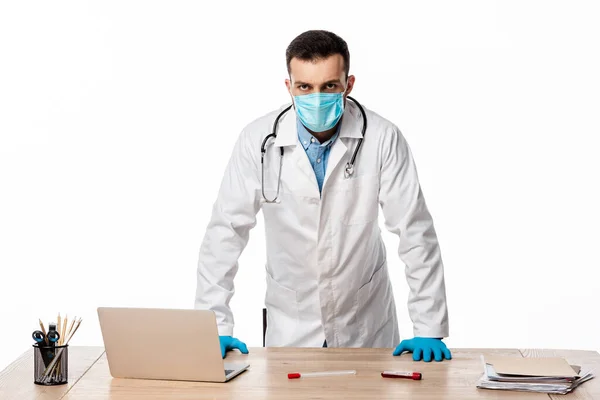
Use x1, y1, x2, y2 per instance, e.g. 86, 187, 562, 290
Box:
195, 100, 449, 348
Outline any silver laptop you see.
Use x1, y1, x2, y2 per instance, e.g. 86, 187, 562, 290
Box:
97, 307, 249, 382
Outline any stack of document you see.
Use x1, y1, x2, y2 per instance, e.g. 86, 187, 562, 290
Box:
476, 355, 595, 394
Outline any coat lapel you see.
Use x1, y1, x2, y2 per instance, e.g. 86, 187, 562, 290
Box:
323, 100, 364, 189
273, 106, 320, 197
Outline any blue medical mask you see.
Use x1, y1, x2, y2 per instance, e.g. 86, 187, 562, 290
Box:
293, 91, 345, 132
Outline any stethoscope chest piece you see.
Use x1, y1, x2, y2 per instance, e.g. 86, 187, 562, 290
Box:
344, 163, 354, 179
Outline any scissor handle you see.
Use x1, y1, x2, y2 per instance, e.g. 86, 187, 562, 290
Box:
47, 330, 60, 343
32, 330, 45, 343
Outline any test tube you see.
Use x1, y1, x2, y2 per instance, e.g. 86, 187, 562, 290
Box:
288, 370, 356, 379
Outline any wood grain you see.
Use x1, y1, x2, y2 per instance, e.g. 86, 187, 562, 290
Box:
3, 347, 599, 399
0, 346, 104, 400
520, 349, 600, 400
63, 347, 545, 400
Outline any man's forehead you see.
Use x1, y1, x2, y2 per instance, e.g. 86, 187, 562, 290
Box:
289, 55, 345, 84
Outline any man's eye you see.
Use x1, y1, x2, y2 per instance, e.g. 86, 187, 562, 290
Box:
326, 83, 336, 89
299, 84, 309, 90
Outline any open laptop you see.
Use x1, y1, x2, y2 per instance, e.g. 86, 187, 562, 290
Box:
97, 307, 249, 382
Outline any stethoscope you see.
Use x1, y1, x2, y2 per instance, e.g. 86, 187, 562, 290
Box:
260, 96, 367, 203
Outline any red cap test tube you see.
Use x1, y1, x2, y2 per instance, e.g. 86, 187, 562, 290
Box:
381, 371, 422, 380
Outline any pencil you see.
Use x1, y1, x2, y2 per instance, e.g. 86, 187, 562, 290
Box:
57, 314, 61, 344
38, 319, 48, 345
66, 318, 82, 344
66, 316, 76, 340
61, 315, 68, 346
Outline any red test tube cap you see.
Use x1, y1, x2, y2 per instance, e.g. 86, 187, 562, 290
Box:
288, 373, 301, 379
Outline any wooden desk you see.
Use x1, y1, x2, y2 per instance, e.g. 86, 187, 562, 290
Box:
1, 347, 598, 399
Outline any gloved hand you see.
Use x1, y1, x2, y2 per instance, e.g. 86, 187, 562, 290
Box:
219, 335, 249, 358
393, 337, 451, 362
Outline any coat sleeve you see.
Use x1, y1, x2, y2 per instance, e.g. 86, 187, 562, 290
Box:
378, 126, 449, 339
195, 129, 262, 336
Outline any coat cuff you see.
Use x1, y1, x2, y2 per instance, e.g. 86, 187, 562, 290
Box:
413, 326, 449, 339
217, 325, 234, 337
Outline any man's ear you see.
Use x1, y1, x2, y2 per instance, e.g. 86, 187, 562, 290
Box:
286, 78, 296, 97
345, 75, 356, 96
285, 78, 295, 108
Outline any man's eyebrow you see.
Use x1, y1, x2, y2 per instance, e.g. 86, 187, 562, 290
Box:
294, 80, 342, 86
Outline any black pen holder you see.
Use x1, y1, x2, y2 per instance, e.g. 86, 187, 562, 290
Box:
33, 344, 68, 385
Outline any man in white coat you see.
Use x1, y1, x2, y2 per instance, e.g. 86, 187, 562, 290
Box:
195, 30, 451, 362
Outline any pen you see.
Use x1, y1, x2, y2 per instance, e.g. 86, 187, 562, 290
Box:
288, 370, 356, 379
381, 371, 422, 380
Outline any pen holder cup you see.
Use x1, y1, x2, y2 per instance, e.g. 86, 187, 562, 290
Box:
33, 344, 68, 385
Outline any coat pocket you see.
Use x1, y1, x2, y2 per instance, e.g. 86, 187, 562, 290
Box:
356, 260, 390, 342
264, 270, 299, 346
331, 174, 379, 225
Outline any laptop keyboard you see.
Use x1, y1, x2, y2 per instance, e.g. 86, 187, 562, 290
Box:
225, 369, 234, 375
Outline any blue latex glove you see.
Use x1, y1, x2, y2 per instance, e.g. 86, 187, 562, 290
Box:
218, 335, 249, 358
393, 337, 451, 362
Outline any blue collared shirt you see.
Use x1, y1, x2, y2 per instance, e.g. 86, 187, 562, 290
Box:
297, 119, 340, 194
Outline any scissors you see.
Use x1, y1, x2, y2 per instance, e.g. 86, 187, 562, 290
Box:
32, 325, 60, 367
32, 330, 60, 346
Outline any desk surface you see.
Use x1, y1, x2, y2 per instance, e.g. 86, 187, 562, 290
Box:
1, 347, 598, 399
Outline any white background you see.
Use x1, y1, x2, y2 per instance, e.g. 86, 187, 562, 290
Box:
1, 0, 599, 371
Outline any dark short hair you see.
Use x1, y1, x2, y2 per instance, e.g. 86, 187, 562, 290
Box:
286, 30, 350, 79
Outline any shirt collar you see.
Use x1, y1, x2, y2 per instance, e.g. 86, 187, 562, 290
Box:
297, 118, 340, 150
